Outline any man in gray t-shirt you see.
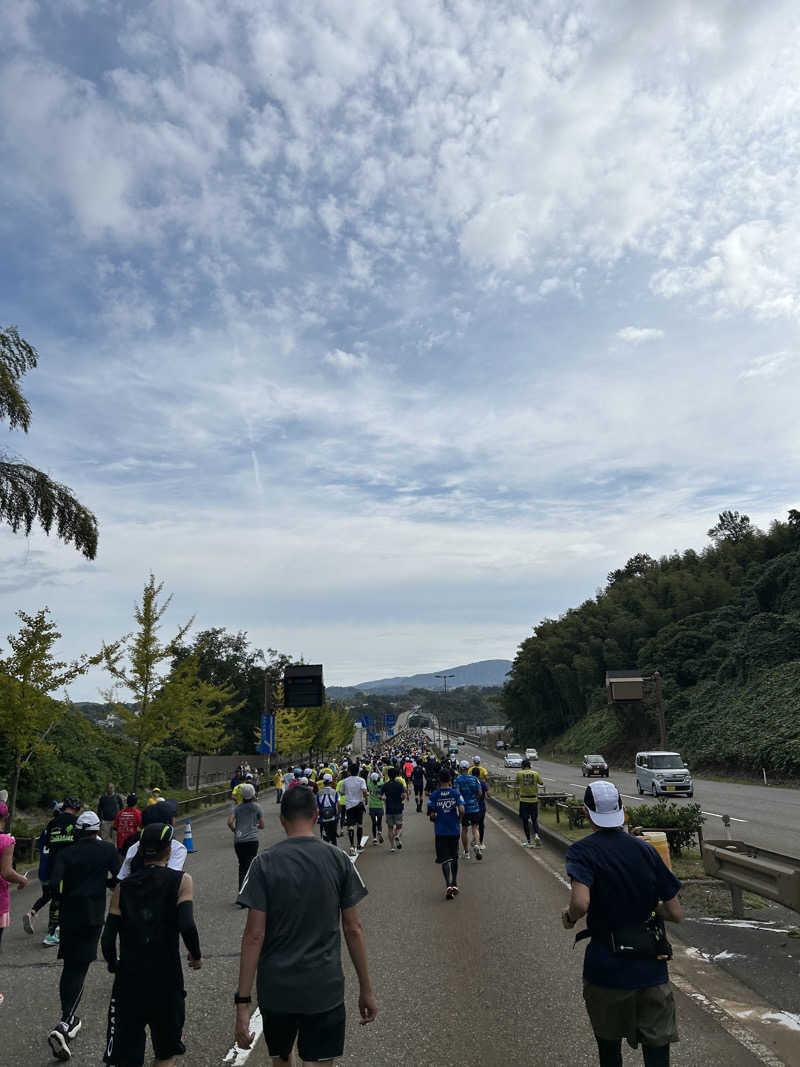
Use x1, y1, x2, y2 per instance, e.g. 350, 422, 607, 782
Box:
227, 785, 264, 899
234, 786, 377, 1063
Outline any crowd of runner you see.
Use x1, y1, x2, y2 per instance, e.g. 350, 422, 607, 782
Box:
0, 724, 684, 1067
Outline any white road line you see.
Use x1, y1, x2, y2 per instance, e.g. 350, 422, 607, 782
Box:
222, 845, 363, 1065
485, 810, 571, 888
701, 810, 748, 823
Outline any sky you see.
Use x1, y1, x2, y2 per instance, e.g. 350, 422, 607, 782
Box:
1, 0, 799, 699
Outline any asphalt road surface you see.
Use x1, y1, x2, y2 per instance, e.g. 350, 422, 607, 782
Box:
438, 733, 800, 857
0, 799, 783, 1066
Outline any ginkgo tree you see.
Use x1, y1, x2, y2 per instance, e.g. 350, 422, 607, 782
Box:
0, 608, 102, 830
103, 575, 236, 791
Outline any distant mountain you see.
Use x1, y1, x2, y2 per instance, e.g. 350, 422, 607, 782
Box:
328, 659, 512, 698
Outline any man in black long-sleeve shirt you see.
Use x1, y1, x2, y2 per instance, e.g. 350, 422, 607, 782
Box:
101, 822, 202, 1067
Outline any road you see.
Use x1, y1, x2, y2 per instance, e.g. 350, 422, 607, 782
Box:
436, 731, 800, 856
1, 799, 795, 1066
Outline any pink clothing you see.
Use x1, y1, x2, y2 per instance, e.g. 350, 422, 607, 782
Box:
0, 832, 16, 917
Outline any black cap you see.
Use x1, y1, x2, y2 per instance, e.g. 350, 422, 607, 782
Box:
62, 797, 80, 810
140, 822, 174, 857
126, 793, 138, 806
140, 798, 177, 826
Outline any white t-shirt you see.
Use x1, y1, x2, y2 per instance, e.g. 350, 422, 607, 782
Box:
118, 838, 187, 880
340, 776, 368, 809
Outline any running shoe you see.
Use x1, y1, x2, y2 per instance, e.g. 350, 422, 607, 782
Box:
521, 840, 531, 847
474, 844, 483, 861
377, 832, 383, 843
349, 847, 357, 857
23, 910, 35, 934
48, 1022, 71, 1061
43, 930, 60, 946
396, 839, 402, 850
450, 885, 460, 896
445, 886, 455, 900
534, 835, 542, 848
66, 1016, 81, 1040
462, 851, 470, 860
372, 837, 377, 845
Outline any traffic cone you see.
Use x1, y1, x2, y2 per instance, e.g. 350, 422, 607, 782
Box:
183, 818, 196, 853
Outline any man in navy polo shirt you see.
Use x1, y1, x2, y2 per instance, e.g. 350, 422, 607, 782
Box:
562, 780, 682, 1067
427, 770, 465, 900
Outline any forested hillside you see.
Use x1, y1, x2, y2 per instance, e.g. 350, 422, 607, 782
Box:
502, 510, 800, 775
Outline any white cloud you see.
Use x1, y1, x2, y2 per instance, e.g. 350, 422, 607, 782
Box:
323, 348, 369, 373
616, 327, 665, 344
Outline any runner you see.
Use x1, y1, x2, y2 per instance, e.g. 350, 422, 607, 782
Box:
227, 783, 264, 899
23, 821, 50, 935
427, 770, 465, 900
339, 763, 368, 857
1, 800, 28, 988
273, 767, 284, 804
119, 802, 185, 879
234, 787, 377, 1062
378, 768, 406, 852
517, 758, 544, 847
47, 811, 120, 1061
43, 798, 81, 946
97, 783, 123, 842
101, 822, 202, 1067
112, 794, 142, 857
472, 767, 489, 851
317, 774, 340, 845
366, 772, 384, 845
411, 761, 425, 812
454, 760, 483, 860
468, 754, 488, 781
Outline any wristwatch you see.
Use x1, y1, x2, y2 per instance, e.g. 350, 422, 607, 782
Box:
234, 993, 252, 1005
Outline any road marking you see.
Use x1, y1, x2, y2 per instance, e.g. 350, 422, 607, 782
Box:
485, 810, 571, 888
701, 810, 748, 823
222, 845, 363, 1064
669, 974, 787, 1067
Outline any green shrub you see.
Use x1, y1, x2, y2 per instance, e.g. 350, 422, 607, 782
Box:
626, 800, 704, 855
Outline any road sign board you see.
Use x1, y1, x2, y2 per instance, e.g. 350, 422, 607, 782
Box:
361, 715, 372, 727
257, 714, 275, 754
368, 731, 379, 742
387, 728, 394, 736
385, 714, 397, 726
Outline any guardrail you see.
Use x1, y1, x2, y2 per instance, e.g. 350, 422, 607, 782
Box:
702, 839, 800, 917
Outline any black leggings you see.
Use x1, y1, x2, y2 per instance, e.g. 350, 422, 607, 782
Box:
32, 882, 52, 913
234, 840, 259, 891
441, 856, 459, 887
596, 1038, 669, 1067
519, 802, 539, 841
60, 959, 90, 1022
477, 809, 486, 843
370, 811, 383, 835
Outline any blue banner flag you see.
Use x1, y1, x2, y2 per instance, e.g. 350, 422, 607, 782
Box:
257, 714, 275, 754
384, 714, 397, 726
361, 715, 372, 727
367, 731, 379, 742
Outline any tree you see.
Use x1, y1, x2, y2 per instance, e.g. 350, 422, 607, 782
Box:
0, 326, 98, 558
788, 509, 800, 529
0, 608, 101, 830
707, 510, 757, 546
102, 575, 195, 791
607, 553, 657, 586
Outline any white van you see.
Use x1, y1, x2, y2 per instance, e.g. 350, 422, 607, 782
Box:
635, 751, 693, 798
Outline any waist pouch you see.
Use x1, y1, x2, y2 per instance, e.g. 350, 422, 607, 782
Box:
575, 912, 673, 961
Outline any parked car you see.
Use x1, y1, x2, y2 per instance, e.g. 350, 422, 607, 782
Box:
581, 754, 609, 777
635, 751, 693, 798
495, 739, 508, 751
503, 752, 524, 768
456, 736, 466, 744
524, 747, 539, 761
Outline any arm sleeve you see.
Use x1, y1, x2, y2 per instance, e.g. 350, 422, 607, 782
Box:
101, 912, 121, 971
177, 899, 201, 959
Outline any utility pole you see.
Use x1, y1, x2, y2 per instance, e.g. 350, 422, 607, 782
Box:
652, 671, 666, 750
435, 673, 454, 746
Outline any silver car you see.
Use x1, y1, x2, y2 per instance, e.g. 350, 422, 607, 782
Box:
635, 751, 693, 798
503, 752, 523, 768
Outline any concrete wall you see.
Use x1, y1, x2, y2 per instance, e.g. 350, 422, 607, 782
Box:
184, 753, 274, 790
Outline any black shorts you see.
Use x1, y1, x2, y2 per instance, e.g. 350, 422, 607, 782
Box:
345, 803, 365, 826
461, 811, 480, 827
58, 924, 102, 964
434, 834, 460, 864
519, 800, 539, 816
320, 819, 338, 844
263, 1002, 346, 1062
104, 981, 186, 1066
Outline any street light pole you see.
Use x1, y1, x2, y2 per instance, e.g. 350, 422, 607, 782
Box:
651, 671, 666, 750
435, 673, 454, 747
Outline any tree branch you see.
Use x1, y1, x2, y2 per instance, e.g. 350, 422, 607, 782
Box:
0, 459, 98, 559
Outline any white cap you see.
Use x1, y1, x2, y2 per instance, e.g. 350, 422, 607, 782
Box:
240, 783, 256, 800
472, 755, 481, 763
76, 810, 101, 831
304, 768, 313, 776
459, 760, 469, 769
323, 773, 333, 783
583, 780, 625, 828
370, 772, 380, 782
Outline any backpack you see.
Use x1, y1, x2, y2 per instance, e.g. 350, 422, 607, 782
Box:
318, 791, 338, 820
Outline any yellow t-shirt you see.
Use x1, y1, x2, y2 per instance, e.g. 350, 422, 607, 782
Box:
469, 765, 488, 780
274, 771, 284, 789
516, 769, 543, 802
232, 784, 244, 804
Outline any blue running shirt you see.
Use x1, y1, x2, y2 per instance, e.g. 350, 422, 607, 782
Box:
454, 773, 481, 814
428, 788, 464, 835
